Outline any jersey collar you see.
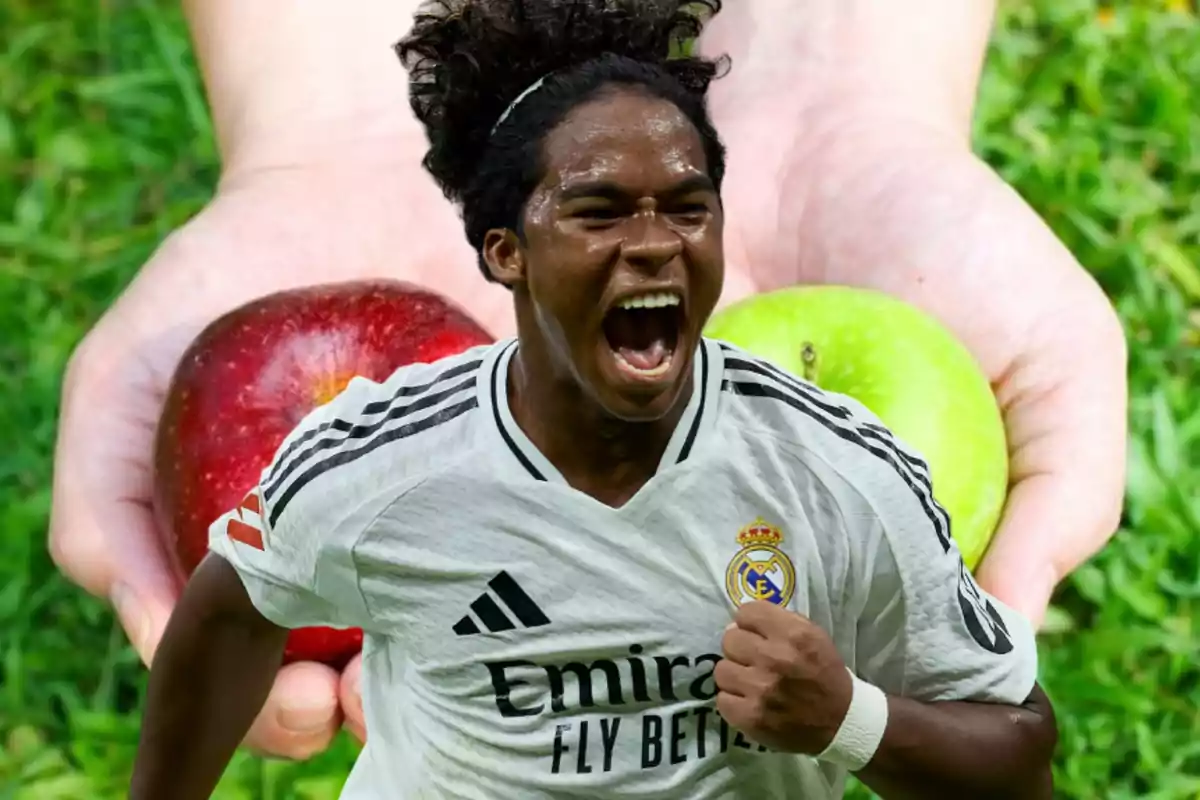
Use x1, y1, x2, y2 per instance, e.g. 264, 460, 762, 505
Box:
479, 338, 723, 483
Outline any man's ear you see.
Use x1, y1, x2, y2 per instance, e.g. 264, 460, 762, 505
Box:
482, 229, 526, 286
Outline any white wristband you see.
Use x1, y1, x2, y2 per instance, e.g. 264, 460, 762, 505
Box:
815, 670, 889, 772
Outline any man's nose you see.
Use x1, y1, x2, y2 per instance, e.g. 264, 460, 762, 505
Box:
621, 212, 683, 275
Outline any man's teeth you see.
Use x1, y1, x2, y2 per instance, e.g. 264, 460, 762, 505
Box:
616, 292, 680, 310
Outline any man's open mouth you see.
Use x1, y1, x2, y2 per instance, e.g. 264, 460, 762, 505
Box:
601, 291, 684, 379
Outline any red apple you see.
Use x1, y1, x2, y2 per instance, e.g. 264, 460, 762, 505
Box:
152, 280, 494, 668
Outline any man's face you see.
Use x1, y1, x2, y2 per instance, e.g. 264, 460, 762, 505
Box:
494, 88, 725, 422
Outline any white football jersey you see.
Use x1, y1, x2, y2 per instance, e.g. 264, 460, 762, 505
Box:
208, 337, 1038, 799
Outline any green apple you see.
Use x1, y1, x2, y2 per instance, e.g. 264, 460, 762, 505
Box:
704, 285, 1007, 570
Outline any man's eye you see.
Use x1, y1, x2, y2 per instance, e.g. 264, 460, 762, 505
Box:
672, 203, 710, 218
576, 207, 621, 220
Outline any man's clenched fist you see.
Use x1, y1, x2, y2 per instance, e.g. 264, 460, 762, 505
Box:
715, 601, 854, 754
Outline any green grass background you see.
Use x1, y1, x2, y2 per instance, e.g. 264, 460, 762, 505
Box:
2, 0, 1198, 797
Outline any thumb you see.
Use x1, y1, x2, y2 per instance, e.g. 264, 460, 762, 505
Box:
339, 653, 367, 744
973, 474, 1100, 631
103, 491, 183, 667
49, 332, 185, 663
974, 550, 1058, 632
51, 429, 183, 667
110, 571, 179, 668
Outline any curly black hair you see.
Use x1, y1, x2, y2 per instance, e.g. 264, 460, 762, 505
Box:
394, 0, 729, 282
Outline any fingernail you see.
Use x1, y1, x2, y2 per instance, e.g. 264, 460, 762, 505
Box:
111, 582, 150, 661
279, 699, 334, 735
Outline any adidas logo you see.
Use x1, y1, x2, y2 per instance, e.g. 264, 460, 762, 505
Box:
453, 571, 551, 636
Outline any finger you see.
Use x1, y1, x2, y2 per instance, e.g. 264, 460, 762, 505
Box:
244, 661, 342, 760
974, 480, 1091, 631
49, 335, 176, 603
721, 626, 765, 667
975, 396, 1125, 629
110, 574, 178, 669
339, 653, 367, 744
715, 691, 758, 733
976, 474, 1123, 630
734, 600, 805, 639
972, 487, 1060, 630
978, 303, 1127, 628
713, 658, 762, 699
50, 345, 186, 666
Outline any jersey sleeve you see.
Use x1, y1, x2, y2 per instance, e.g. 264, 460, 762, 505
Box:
851, 429, 1038, 706
205, 376, 382, 631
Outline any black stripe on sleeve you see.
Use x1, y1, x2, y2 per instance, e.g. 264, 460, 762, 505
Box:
267, 396, 478, 526
721, 378, 951, 553
723, 347, 931, 483
263, 376, 476, 502
264, 359, 481, 487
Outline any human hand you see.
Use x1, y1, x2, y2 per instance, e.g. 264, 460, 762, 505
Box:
791, 124, 1126, 630
714, 601, 853, 754
49, 150, 516, 757
49, 0, 523, 758
697, 0, 1127, 628
712, 105, 1126, 629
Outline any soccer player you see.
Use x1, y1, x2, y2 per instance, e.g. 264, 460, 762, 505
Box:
130, 1, 1057, 797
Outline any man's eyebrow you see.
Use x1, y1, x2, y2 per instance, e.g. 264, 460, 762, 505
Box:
558, 181, 628, 203
664, 174, 718, 197
557, 175, 717, 203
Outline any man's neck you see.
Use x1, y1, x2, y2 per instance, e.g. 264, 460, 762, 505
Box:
507, 336, 692, 507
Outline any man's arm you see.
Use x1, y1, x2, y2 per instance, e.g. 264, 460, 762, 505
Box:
175, 0, 516, 337
695, 0, 998, 282
129, 376, 383, 780
700, 0, 996, 137
842, 402, 1054, 796
131, 553, 288, 799
717, 596, 1055, 797
856, 684, 1057, 799
181, 0, 426, 174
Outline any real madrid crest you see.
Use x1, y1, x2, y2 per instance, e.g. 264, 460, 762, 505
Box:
725, 517, 796, 607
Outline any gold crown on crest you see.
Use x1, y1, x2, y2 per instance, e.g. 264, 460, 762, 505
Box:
737, 517, 784, 548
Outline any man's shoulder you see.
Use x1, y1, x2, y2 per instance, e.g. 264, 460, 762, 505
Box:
365, 341, 497, 406
257, 341, 499, 531
710, 339, 940, 531
712, 339, 917, 470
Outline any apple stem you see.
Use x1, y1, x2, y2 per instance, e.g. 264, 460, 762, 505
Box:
801, 342, 818, 383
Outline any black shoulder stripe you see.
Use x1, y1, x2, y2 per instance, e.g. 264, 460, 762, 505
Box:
724, 351, 931, 482
722, 378, 951, 553
860, 424, 929, 479
267, 396, 478, 527
723, 356, 853, 422
264, 358, 481, 486
360, 359, 481, 415
263, 374, 477, 503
